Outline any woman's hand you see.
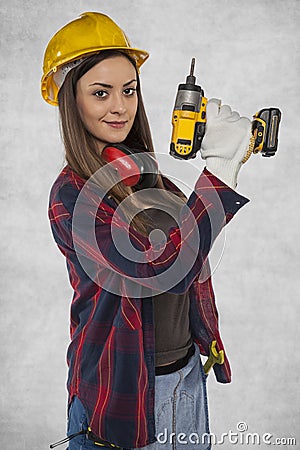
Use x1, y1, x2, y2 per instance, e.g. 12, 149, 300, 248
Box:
201, 98, 252, 189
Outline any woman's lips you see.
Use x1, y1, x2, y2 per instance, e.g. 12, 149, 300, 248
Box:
104, 121, 127, 129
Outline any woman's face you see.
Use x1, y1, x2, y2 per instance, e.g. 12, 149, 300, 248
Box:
76, 55, 138, 152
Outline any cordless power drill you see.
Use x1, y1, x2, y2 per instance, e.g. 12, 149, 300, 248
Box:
170, 58, 281, 162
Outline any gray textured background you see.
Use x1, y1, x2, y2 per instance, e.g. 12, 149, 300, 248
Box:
1, 1, 299, 449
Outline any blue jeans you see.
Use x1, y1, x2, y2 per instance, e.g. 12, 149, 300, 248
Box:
67, 344, 210, 450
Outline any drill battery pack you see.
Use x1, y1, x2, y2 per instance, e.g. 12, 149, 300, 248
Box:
252, 107, 281, 157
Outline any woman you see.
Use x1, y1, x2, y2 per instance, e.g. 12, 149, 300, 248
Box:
43, 12, 251, 450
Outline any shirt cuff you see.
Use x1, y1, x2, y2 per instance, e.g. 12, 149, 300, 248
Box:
195, 168, 250, 219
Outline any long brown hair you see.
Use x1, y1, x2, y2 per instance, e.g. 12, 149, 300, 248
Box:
58, 50, 185, 233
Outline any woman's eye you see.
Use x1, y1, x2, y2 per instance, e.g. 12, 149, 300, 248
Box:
94, 90, 108, 98
123, 88, 136, 96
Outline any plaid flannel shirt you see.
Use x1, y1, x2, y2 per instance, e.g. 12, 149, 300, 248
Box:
48, 164, 249, 448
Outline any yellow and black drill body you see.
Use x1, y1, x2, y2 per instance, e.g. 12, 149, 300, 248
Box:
170, 58, 207, 160
170, 58, 281, 161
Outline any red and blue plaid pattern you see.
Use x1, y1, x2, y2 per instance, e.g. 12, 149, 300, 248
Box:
48, 165, 249, 448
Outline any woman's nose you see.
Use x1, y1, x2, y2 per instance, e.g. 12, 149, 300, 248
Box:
110, 94, 126, 114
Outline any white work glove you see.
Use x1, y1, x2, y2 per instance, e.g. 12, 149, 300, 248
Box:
201, 98, 252, 189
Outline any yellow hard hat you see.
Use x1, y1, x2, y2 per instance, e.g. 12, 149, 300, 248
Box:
41, 12, 149, 106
